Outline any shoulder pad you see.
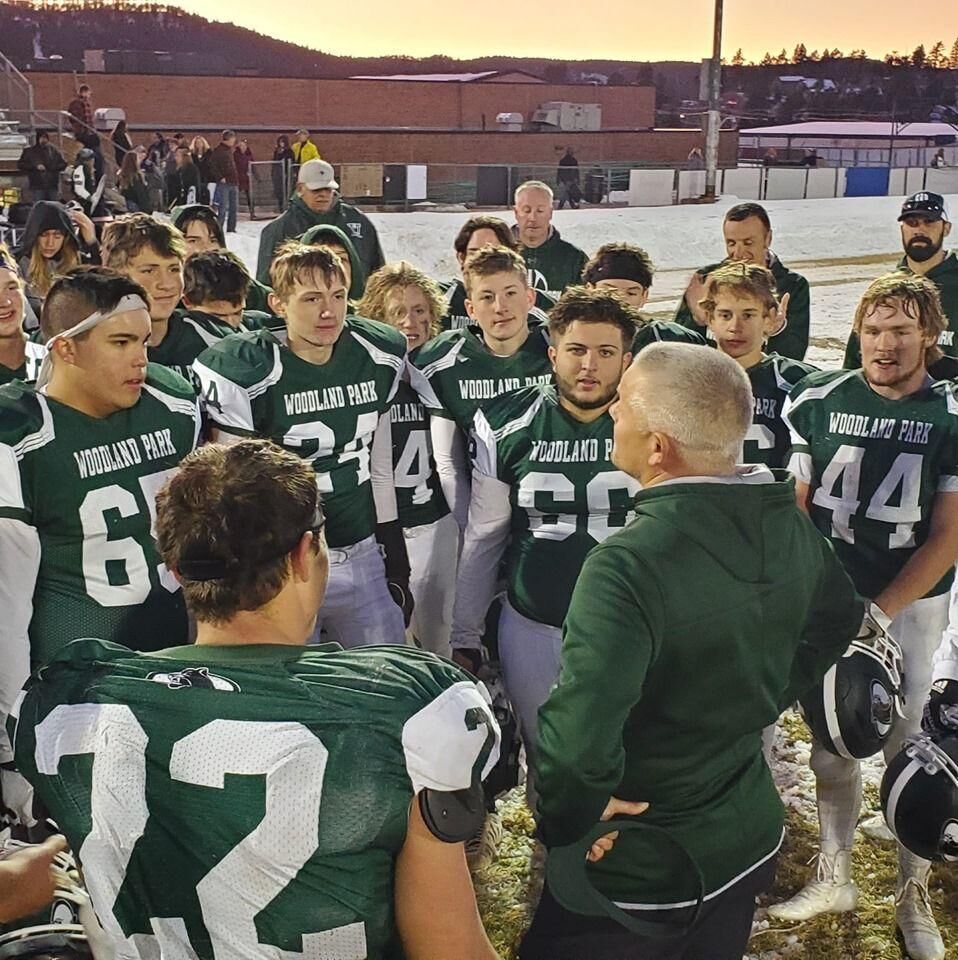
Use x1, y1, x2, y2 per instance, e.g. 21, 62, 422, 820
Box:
418, 784, 486, 843
409, 329, 466, 370
480, 383, 550, 433
145, 362, 197, 400
773, 355, 820, 385
0, 382, 45, 446
346, 315, 407, 358
196, 329, 279, 389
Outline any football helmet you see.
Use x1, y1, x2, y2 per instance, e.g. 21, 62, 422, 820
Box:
881, 733, 958, 862
800, 611, 904, 759
0, 835, 95, 959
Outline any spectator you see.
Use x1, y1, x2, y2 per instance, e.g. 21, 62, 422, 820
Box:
687, 146, 706, 169
111, 119, 133, 168
762, 147, 779, 166
234, 138, 254, 216
292, 128, 320, 164
66, 82, 102, 179
513, 180, 588, 296
190, 135, 214, 202
209, 129, 239, 233
17, 130, 65, 202
556, 147, 581, 210
117, 150, 152, 214
272, 134, 295, 211
300, 222, 368, 302
14, 200, 98, 320
799, 149, 819, 168
70, 147, 98, 216
146, 131, 168, 169
167, 147, 202, 208
931, 148, 947, 169
256, 158, 385, 284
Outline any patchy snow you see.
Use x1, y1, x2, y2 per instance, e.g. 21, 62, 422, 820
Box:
228, 193, 956, 370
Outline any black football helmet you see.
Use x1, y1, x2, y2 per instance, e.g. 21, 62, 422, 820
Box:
800, 614, 904, 759
881, 734, 958, 862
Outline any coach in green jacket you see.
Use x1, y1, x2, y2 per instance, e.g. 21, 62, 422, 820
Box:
256, 159, 385, 285
521, 343, 862, 960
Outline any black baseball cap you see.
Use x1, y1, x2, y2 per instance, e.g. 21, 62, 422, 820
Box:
898, 192, 951, 223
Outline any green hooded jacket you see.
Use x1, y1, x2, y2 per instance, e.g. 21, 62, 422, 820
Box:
300, 223, 368, 301
536, 468, 862, 905
256, 195, 385, 285
513, 226, 588, 298
843, 251, 958, 369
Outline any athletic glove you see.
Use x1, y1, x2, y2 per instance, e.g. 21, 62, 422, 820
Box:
375, 520, 414, 627
922, 679, 958, 739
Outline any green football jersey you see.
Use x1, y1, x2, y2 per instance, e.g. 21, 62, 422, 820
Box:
408, 322, 553, 434
439, 278, 555, 332
632, 320, 708, 354
0, 366, 200, 666
193, 318, 405, 548
390, 379, 449, 529
149, 310, 231, 384
745, 353, 818, 469
784, 369, 958, 600
10, 638, 499, 960
473, 384, 640, 626
0, 341, 45, 386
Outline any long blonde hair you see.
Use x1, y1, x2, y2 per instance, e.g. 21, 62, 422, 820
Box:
357, 262, 444, 336
27, 232, 80, 298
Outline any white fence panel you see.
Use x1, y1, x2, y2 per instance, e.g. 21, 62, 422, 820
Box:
887, 169, 907, 196
765, 168, 807, 201
805, 168, 842, 200
628, 169, 674, 207
904, 168, 927, 194
677, 170, 707, 201
926, 168, 958, 196
721, 168, 763, 200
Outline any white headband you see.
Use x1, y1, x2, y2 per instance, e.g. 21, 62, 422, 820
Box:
36, 294, 150, 391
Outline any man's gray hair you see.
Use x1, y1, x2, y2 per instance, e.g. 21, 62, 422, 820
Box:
514, 180, 554, 204
630, 343, 753, 471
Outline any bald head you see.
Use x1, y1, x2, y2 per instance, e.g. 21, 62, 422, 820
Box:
611, 343, 753, 483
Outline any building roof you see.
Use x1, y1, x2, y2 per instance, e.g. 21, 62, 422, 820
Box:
349, 70, 543, 83
741, 121, 958, 139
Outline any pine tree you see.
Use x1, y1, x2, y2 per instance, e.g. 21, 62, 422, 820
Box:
809, 49, 820, 61
949, 37, 958, 68
792, 43, 808, 64
776, 48, 788, 64
911, 44, 926, 68
731, 48, 745, 66
928, 41, 946, 68
760, 51, 773, 66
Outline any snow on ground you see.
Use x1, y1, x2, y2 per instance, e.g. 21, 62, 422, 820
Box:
228, 193, 957, 370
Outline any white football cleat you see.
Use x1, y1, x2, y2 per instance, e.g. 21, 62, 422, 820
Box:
896, 875, 944, 960
767, 850, 858, 921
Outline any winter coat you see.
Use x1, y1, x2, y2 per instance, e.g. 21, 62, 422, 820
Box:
234, 148, 253, 192
300, 223, 369, 300
256, 194, 385, 285
167, 163, 203, 209
209, 143, 238, 185
111, 129, 134, 167
120, 173, 153, 214
17, 137, 66, 193
291, 140, 320, 164
193, 150, 214, 184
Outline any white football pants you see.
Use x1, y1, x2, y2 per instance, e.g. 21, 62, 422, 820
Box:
404, 512, 459, 658
810, 592, 948, 876
309, 535, 406, 648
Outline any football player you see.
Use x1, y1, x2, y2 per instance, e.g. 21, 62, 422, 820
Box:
182, 249, 276, 332
193, 243, 411, 647
581, 241, 708, 352
441, 216, 554, 331
409, 245, 553, 527
9, 439, 501, 960
451, 287, 639, 786
0, 267, 200, 818
0, 247, 45, 386
702, 262, 816, 468
357, 263, 458, 657
101, 214, 230, 383
772, 272, 958, 960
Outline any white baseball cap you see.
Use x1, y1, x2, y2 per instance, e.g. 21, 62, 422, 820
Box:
298, 159, 339, 191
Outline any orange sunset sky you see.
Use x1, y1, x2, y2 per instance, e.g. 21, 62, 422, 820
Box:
168, 0, 958, 62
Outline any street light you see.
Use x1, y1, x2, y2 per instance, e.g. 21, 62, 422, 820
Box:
704, 0, 724, 200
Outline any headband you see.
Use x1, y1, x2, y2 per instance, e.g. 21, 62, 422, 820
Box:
36, 293, 149, 391
589, 252, 650, 287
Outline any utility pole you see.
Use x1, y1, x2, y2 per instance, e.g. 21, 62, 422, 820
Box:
704, 0, 724, 200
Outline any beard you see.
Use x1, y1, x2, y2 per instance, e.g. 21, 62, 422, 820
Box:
905, 234, 943, 263
555, 371, 618, 411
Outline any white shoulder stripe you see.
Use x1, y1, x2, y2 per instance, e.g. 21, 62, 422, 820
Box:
246, 342, 285, 401
182, 316, 227, 349
419, 337, 467, 379
786, 370, 857, 413
12, 394, 56, 459
142, 383, 198, 419
493, 392, 546, 443
351, 331, 404, 372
